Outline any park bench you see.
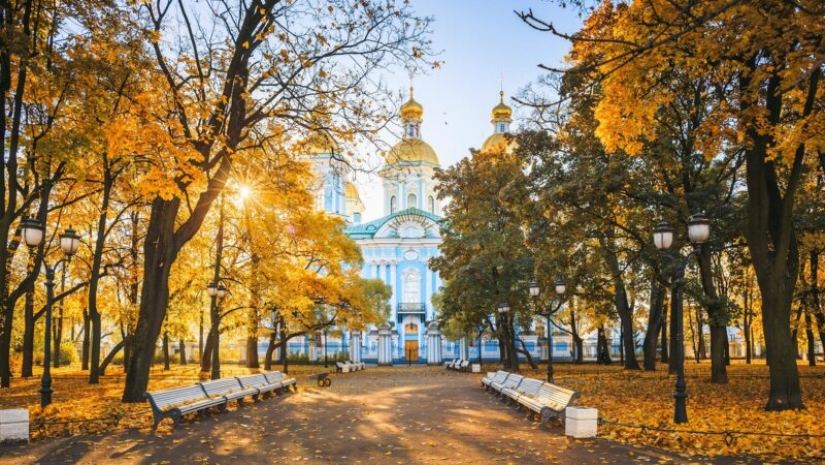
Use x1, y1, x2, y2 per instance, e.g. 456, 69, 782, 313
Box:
443, 359, 457, 369
264, 371, 297, 393
446, 359, 466, 371
236, 373, 283, 400
492, 373, 524, 397
144, 384, 227, 430
481, 370, 509, 390
457, 360, 470, 372
516, 382, 580, 424
199, 378, 259, 406
347, 360, 365, 370
502, 377, 543, 404
336, 361, 350, 373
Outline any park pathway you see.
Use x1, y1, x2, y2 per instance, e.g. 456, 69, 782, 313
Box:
0, 367, 748, 464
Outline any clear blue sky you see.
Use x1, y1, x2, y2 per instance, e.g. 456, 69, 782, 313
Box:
357, 0, 584, 220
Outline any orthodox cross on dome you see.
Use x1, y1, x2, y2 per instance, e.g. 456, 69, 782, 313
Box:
400, 86, 423, 140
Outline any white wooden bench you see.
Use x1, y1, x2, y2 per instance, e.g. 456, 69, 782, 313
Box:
236, 373, 283, 400
516, 382, 580, 423
443, 358, 457, 368
199, 378, 259, 406
347, 360, 365, 370
492, 373, 524, 397
481, 371, 509, 390
144, 385, 227, 430
503, 377, 543, 404
264, 371, 297, 392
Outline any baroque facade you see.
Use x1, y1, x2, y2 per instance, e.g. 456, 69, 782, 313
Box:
295, 88, 544, 365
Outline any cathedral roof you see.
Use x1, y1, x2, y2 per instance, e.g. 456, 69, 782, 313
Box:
385, 139, 440, 166
344, 207, 441, 240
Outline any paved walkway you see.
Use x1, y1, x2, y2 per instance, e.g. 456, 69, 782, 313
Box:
0, 368, 745, 464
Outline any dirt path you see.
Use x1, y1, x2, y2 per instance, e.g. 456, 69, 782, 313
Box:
0, 367, 750, 464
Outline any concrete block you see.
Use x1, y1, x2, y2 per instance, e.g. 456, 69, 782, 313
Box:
471, 364, 481, 373
0, 409, 29, 443
565, 407, 597, 438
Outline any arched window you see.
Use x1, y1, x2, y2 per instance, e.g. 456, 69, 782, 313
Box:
428, 196, 435, 213
407, 193, 417, 209
390, 195, 396, 214
402, 270, 421, 304
353, 212, 361, 223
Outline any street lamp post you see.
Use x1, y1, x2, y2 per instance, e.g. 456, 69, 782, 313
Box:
530, 277, 565, 383
21, 218, 81, 407
653, 213, 710, 424
53, 227, 79, 368
497, 302, 510, 368
206, 281, 227, 380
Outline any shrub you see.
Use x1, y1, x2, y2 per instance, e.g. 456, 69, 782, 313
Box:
58, 340, 79, 366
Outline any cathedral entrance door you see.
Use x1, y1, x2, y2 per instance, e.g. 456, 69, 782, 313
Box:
404, 340, 419, 364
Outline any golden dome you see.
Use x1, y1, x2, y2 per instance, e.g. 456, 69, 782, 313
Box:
303, 131, 339, 155
345, 181, 360, 200
386, 138, 439, 166
481, 132, 516, 153
400, 87, 423, 121
491, 91, 512, 122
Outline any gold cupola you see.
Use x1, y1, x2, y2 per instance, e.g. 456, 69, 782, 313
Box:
491, 90, 513, 123
385, 87, 439, 166
481, 90, 516, 153
400, 87, 424, 121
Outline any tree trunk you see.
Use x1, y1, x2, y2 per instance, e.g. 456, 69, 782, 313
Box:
600, 237, 640, 369
87, 164, 114, 385
811, 251, 825, 351
99, 339, 125, 376
246, 336, 259, 368
179, 339, 187, 365
570, 311, 583, 364
264, 332, 276, 370
121, 197, 182, 403
660, 301, 669, 363
162, 330, 170, 370
644, 280, 665, 371
201, 332, 214, 373
515, 337, 537, 369
596, 326, 612, 365
669, 297, 677, 374
806, 312, 815, 366
81, 309, 90, 370
741, 64, 805, 410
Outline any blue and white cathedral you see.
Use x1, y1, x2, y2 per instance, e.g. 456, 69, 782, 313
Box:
299, 88, 524, 365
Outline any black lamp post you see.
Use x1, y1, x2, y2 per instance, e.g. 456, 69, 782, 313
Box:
206, 281, 227, 380
653, 213, 710, 424
497, 302, 510, 367
21, 218, 81, 407
53, 227, 79, 368
530, 277, 565, 383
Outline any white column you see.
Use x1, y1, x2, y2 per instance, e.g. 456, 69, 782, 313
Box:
372, 262, 380, 280
350, 332, 362, 363
423, 265, 430, 320
390, 260, 397, 319
378, 323, 392, 365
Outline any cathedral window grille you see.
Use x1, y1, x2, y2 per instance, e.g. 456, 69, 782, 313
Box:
407, 193, 417, 209
390, 195, 397, 214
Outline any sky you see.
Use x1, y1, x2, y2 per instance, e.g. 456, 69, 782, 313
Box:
354, 0, 585, 220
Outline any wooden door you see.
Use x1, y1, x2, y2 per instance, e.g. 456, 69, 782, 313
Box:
405, 340, 419, 362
